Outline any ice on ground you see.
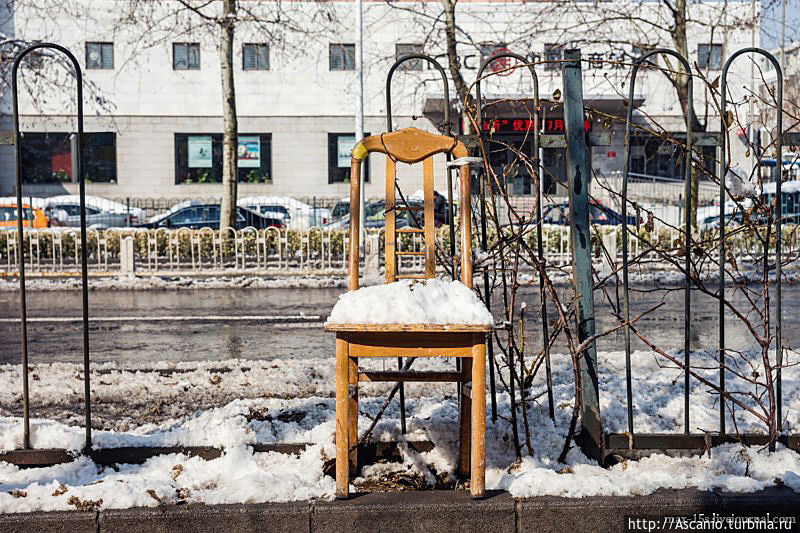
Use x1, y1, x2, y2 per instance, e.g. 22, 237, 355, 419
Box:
326, 279, 494, 325
0, 349, 798, 512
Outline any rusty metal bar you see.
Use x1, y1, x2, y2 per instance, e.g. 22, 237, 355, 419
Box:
0, 441, 437, 468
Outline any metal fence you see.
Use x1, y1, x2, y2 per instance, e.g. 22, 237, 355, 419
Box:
3, 224, 800, 275
4, 41, 800, 472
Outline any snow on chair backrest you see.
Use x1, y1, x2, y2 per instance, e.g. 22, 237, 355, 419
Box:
348, 127, 472, 291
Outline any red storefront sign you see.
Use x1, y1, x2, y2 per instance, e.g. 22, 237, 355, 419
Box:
481, 117, 591, 134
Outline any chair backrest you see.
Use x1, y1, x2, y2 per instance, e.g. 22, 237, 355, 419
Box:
348, 127, 472, 291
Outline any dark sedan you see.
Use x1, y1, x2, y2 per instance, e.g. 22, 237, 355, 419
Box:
542, 202, 638, 226
140, 203, 283, 229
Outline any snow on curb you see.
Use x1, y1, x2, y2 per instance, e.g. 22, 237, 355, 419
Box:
0, 275, 347, 292
5, 266, 800, 292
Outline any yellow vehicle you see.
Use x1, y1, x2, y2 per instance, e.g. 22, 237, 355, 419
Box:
0, 204, 49, 229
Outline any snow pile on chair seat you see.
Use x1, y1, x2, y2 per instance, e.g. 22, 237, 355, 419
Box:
326, 279, 493, 326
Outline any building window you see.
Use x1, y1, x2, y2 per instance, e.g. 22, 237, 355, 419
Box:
395, 43, 424, 70
173, 43, 200, 70
174, 133, 272, 184
630, 132, 715, 181
243, 43, 269, 71
630, 45, 658, 66
20, 132, 117, 183
544, 44, 563, 71
86, 42, 113, 69
328, 133, 369, 184
697, 44, 723, 69
329, 44, 355, 71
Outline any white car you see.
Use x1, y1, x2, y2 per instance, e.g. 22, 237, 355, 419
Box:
42, 195, 144, 228
238, 196, 329, 229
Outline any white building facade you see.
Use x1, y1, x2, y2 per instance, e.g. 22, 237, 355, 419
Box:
0, 0, 760, 207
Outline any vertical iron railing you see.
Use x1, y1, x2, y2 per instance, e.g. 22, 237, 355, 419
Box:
12, 43, 92, 450
720, 49, 783, 434
385, 53, 452, 433
474, 52, 554, 420
622, 49, 694, 436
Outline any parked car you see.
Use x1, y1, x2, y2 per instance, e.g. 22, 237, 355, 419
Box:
140, 202, 283, 229
238, 196, 328, 229
238, 202, 292, 226
329, 193, 451, 229
42, 195, 144, 228
325, 200, 434, 230
0, 204, 49, 229
542, 201, 637, 226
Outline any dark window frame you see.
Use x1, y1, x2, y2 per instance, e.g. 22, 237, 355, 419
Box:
173, 42, 201, 71
395, 43, 424, 70
173, 133, 273, 185
242, 43, 270, 71
329, 43, 356, 71
20, 131, 117, 184
544, 43, 563, 71
697, 43, 723, 70
328, 132, 370, 184
85, 42, 114, 69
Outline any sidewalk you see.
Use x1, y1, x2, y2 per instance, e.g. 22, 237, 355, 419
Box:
1, 488, 798, 533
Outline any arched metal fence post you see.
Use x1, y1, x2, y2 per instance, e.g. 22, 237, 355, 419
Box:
474, 51, 552, 421
622, 48, 694, 437
12, 43, 92, 451
386, 53, 452, 434
720, 48, 783, 434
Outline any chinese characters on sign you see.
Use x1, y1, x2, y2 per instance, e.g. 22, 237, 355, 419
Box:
426, 50, 631, 71
481, 118, 591, 134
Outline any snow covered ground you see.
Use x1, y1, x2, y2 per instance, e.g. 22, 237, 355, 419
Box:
0, 275, 348, 292
5, 264, 799, 293
0, 349, 798, 512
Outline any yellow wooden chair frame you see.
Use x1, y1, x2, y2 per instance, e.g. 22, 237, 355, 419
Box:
325, 127, 490, 499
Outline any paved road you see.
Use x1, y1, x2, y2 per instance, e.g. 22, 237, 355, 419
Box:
0, 285, 796, 364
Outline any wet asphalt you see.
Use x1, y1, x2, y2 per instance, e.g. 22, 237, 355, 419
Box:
0, 284, 796, 365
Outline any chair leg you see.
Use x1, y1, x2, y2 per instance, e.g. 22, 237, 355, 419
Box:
470, 335, 486, 499
335, 336, 350, 499
348, 356, 359, 473
458, 357, 472, 478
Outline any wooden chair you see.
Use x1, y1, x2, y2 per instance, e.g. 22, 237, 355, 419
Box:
325, 127, 491, 499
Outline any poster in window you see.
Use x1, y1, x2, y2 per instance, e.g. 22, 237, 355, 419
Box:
238, 136, 261, 168
188, 136, 213, 168
337, 135, 355, 168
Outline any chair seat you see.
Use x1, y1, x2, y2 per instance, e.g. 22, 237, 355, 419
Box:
324, 323, 493, 333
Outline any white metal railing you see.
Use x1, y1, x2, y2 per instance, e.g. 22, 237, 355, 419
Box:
1, 225, 798, 275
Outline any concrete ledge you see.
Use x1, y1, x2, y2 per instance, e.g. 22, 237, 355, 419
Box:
0, 488, 797, 533
100, 502, 310, 533
0, 509, 97, 533
311, 490, 515, 533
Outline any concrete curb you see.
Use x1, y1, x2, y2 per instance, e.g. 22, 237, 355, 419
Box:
1, 488, 798, 533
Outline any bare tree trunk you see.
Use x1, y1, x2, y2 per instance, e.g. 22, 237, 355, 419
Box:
440, 0, 473, 133
669, 0, 703, 229
219, 0, 238, 231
